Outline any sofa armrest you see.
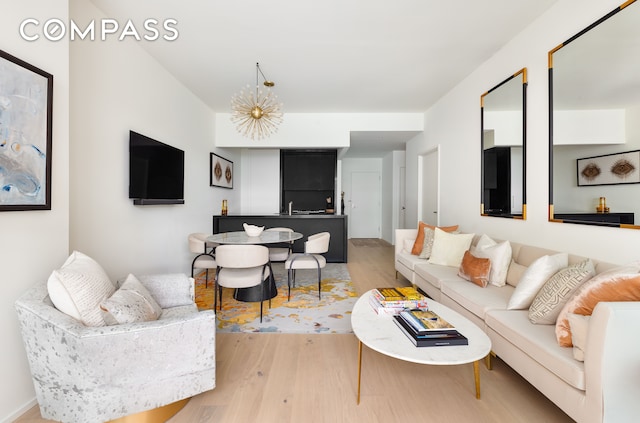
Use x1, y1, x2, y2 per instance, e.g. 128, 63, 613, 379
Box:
137, 273, 195, 308
584, 301, 640, 422
395, 229, 418, 255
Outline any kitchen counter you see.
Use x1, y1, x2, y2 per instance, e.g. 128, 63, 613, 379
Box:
213, 214, 348, 262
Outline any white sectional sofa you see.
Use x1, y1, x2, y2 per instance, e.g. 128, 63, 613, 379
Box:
395, 228, 640, 423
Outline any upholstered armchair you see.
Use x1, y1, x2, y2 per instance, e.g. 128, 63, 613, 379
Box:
15, 272, 216, 423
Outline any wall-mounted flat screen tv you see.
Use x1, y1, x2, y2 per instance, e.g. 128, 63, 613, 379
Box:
129, 130, 185, 205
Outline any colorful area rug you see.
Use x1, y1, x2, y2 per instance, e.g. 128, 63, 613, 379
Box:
195, 262, 357, 333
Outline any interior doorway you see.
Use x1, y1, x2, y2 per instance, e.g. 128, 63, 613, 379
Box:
418, 146, 440, 226
349, 171, 381, 238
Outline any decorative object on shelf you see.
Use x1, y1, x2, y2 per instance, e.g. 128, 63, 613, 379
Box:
596, 196, 610, 214
221, 199, 228, 216
0, 49, 53, 211
577, 150, 640, 187
210, 153, 233, 188
243, 223, 264, 237
230, 62, 283, 140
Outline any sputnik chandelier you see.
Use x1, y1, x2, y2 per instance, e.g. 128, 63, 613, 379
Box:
230, 62, 283, 140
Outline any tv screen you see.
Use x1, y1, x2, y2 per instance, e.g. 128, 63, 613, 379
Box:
129, 131, 184, 204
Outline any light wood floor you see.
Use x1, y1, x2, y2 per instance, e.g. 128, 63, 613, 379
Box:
17, 239, 574, 423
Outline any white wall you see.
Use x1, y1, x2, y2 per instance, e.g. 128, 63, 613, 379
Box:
68, 0, 242, 280
240, 148, 280, 214
216, 112, 424, 148
407, 0, 638, 264
0, 1, 70, 421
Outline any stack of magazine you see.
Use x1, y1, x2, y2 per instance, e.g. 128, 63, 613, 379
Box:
393, 309, 468, 347
369, 287, 429, 315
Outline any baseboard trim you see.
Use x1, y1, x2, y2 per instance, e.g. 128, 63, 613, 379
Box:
1, 397, 38, 423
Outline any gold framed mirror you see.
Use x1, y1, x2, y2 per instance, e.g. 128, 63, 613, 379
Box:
481, 68, 527, 219
549, 0, 640, 229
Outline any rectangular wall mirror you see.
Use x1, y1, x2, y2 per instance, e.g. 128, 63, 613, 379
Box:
549, 0, 640, 229
481, 68, 527, 219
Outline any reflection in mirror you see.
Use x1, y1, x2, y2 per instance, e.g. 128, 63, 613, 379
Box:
549, 0, 640, 229
481, 68, 527, 219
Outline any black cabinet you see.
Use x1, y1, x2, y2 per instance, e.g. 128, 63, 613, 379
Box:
213, 214, 348, 263
281, 149, 337, 212
483, 147, 511, 214
554, 213, 634, 226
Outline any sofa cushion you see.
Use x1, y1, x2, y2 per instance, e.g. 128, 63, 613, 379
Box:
414, 262, 459, 291
397, 250, 425, 272
507, 253, 568, 310
428, 229, 474, 267
506, 260, 527, 287
441, 279, 513, 321
47, 251, 116, 326
458, 250, 491, 287
472, 235, 512, 287
411, 222, 459, 255
528, 259, 595, 325
556, 263, 640, 347
485, 309, 585, 391
567, 313, 590, 361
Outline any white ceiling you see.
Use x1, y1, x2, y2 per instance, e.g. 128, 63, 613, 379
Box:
88, 0, 558, 157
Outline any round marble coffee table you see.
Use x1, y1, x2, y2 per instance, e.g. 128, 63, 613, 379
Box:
351, 290, 492, 404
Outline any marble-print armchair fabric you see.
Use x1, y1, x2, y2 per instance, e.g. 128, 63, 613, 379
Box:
15, 273, 216, 423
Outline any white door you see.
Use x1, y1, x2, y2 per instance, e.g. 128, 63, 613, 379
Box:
420, 148, 439, 226
399, 166, 406, 228
349, 171, 381, 238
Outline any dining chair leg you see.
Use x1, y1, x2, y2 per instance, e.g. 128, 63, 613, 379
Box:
317, 266, 322, 299
259, 278, 264, 323
287, 268, 293, 301
205, 269, 209, 288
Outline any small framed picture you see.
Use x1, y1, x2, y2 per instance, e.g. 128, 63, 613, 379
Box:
577, 150, 640, 186
210, 153, 233, 189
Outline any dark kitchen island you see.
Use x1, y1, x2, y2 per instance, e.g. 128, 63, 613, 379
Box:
212, 214, 348, 263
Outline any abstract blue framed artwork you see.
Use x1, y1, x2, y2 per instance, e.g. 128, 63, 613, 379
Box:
0, 49, 53, 211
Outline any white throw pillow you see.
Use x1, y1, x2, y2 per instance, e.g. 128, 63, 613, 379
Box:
47, 251, 116, 326
428, 228, 474, 267
101, 290, 158, 325
567, 313, 590, 362
507, 253, 568, 310
472, 235, 512, 287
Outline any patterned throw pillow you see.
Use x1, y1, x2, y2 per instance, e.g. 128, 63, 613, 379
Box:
47, 251, 116, 326
418, 227, 436, 259
101, 274, 162, 325
528, 259, 595, 324
458, 250, 491, 287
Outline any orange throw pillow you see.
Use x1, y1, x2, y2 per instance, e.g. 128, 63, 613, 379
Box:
555, 268, 640, 347
458, 250, 491, 287
411, 222, 459, 255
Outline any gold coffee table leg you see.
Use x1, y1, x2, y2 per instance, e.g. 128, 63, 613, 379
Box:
473, 360, 481, 399
357, 341, 363, 404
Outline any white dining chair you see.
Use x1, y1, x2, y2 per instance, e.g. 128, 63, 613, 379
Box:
188, 233, 217, 288
265, 227, 294, 262
214, 244, 272, 322
284, 232, 330, 300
